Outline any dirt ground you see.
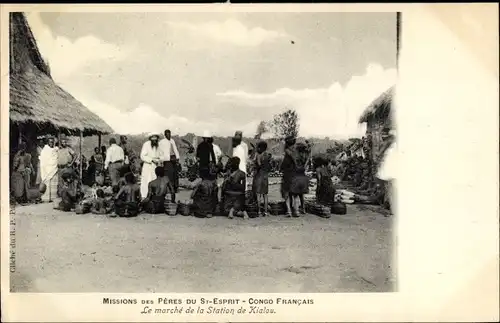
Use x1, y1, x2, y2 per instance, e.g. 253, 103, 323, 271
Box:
10, 184, 394, 293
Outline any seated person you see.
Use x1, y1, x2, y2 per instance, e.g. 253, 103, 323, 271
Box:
222, 157, 248, 219
91, 188, 111, 214
190, 166, 218, 218
142, 166, 175, 214
114, 172, 141, 217
57, 170, 83, 212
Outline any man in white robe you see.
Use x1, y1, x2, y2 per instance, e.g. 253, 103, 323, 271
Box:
39, 136, 59, 202
232, 135, 248, 186
140, 133, 164, 199
159, 129, 180, 192
234, 131, 248, 161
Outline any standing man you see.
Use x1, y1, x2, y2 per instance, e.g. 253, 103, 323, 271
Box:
39, 136, 59, 203
34, 137, 45, 187
57, 134, 75, 196
196, 130, 216, 177
104, 138, 125, 189
232, 134, 248, 193
159, 129, 180, 193
140, 133, 163, 199
234, 131, 249, 161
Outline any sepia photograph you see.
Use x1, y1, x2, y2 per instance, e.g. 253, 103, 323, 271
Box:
8, 11, 398, 293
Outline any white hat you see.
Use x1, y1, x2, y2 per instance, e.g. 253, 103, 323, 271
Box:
202, 130, 212, 138
148, 132, 160, 139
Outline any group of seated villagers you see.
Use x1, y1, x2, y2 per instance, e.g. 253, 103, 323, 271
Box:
54, 154, 250, 219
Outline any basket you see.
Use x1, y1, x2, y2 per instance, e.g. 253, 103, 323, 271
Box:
269, 201, 286, 215
331, 202, 347, 215
245, 190, 256, 205
52, 198, 62, 209
164, 201, 178, 216
39, 183, 47, 194
305, 201, 331, 218
246, 203, 259, 217
177, 201, 191, 216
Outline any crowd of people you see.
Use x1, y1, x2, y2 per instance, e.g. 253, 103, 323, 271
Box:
10, 127, 395, 217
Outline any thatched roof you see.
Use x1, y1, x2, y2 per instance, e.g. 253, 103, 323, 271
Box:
358, 86, 394, 124
9, 13, 113, 136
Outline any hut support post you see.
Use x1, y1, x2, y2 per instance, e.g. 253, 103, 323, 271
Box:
79, 130, 83, 182
18, 124, 22, 145
98, 134, 101, 150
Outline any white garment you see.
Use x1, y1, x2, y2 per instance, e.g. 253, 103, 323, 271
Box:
140, 141, 164, 198
213, 144, 222, 162
240, 141, 249, 160
159, 138, 180, 161
232, 144, 247, 174
39, 145, 58, 183
104, 144, 125, 169
377, 141, 397, 181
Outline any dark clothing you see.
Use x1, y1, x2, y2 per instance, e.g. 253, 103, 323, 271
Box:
196, 141, 216, 170
11, 152, 32, 202
115, 200, 140, 217
192, 179, 219, 217
280, 151, 295, 199
91, 153, 105, 173
290, 172, 309, 195
252, 152, 271, 195
163, 159, 179, 192
143, 196, 165, 214
287, 145, 310, 195
222, 169, 246, 213
316, 167, 336, 206
59, 181, 81, 212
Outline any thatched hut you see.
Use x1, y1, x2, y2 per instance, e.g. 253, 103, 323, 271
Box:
358, 86, 394, 165
9, 12, 112, 151
9, 12, 113, 179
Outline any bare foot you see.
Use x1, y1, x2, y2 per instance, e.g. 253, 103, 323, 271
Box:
243, 211, 249, 220
228, 209, 234, 219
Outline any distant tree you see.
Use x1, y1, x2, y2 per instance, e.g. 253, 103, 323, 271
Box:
270, 109, 300, 140
254, 121, 268, 139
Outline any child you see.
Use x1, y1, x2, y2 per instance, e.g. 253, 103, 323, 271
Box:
252, 141, 271, 216
114, 172, 141, 217
143, 167, 175, 214
222, 157, 248, 219
57, 170, 82, 212
91, 188, 111, 214
315, 156, 336, 206
190, 166, 218, 218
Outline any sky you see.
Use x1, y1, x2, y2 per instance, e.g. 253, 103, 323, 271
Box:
27, 12, 397, 139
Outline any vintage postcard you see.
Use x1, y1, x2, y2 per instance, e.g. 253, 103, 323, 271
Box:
1, 3, 498, 322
